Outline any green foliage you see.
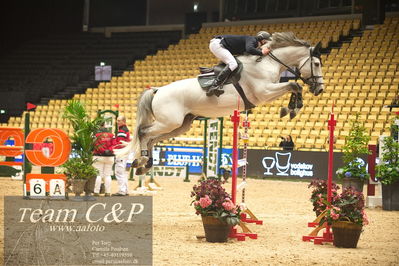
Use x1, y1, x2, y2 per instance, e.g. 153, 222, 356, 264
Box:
62, 100, 104, 180
342, 113, 371, 164
376, 115, 399, 185
62, 157, 98, 180
336, 160, 370, 181
337, 113, 370, 180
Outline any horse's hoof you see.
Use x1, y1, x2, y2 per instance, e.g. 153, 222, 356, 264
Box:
135, 167, 145, 175
145, 158, 153, 168
214, 89, 224, 97
135, 167, 151, 176
137, 156, 149, 168
289, 109, 297, 120
206, 88, 215, 96
131, 159, 139, 168
280, 107, 289, 118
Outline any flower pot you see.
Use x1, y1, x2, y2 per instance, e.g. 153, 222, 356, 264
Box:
72, 179, 87, 196
382, 181, 399, 211
332, 221, 362, 248
84, 176, 96, 195
201, 215, 232, 243
342, 178, 364, 192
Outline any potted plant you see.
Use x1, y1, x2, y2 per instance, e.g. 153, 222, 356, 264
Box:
308, 179, 340, 216
336, 113, 370, 192
63, 157, 99, 197
376, 114, 399, 211
62, 100, 104, 200
191, 178, 241, 242
321, 187, 369, 248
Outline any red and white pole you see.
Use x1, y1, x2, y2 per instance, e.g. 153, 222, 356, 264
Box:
319, 105, 336, 244
303, 104, 337, 244
327, 107, 336, 205
231, 109, 240, 204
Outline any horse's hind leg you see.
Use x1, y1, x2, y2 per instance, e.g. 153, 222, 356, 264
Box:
135, 121, 178, 168
135, 114, 196, 175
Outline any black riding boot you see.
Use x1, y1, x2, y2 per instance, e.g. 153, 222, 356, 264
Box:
206, 66, 232, 97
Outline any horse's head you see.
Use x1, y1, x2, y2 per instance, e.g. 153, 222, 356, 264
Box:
297, 42, 324, 96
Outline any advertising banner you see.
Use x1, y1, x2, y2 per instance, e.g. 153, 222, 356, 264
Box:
246, 150, 348, 179
159, 146, 233, 174
152, 146, 370, 180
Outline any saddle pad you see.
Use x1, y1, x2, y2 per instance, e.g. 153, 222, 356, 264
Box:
197, 58, 243, 89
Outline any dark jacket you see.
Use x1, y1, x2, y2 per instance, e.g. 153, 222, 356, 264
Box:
215, 35, 263, 56
284, 140, 295, 151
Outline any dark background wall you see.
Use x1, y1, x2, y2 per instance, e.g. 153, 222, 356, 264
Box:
0, 0, 84, 55
89, 0, 147, 27
148, 0, 220, 25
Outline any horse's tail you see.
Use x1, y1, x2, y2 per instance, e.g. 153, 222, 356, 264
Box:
116, 89, 155, 158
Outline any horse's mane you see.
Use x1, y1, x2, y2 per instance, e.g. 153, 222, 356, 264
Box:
268, 32, 310, 49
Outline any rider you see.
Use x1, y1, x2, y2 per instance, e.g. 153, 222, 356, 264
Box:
207, 31, 272, 97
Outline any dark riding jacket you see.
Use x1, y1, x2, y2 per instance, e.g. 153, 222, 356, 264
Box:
214, 35, 263, 56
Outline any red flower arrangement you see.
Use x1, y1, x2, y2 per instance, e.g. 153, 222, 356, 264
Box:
308, 179, 340, 216
322, 187, 369, 226
191, 178, 241, 225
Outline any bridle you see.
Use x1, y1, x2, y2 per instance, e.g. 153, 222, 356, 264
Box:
258, 47, 324, 91
296, 47, 324, 89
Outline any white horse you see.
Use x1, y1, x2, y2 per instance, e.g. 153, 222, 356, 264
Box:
120, 32, 325, 175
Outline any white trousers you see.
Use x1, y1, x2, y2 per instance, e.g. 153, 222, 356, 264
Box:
209, 38, 238, 71
93, 156, 114, 194
115, 158, 128, 194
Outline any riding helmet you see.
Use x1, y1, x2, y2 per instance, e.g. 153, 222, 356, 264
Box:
256, 31, 272, 41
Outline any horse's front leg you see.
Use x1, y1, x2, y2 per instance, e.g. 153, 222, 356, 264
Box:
280, 82, 303, 119
289, 82, 303, 110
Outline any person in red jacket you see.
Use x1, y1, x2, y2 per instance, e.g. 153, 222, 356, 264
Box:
93, 124, 115, 197
112, 116, 131, 196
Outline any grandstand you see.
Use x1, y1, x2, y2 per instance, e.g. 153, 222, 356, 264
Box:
2, 14, 398, 152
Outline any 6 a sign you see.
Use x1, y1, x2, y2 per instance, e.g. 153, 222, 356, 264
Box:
0, 127, 71, 198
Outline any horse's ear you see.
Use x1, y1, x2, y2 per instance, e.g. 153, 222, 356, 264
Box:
312, 42, 322, 58
314, 41, 321, 52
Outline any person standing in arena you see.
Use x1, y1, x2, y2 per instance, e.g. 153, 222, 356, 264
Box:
93, 124, 115, 197
207, 31, 272, 97
112, 116, 131, 196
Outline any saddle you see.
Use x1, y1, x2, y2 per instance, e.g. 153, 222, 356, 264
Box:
197, 58, 243, 89
197, 59, 255, 110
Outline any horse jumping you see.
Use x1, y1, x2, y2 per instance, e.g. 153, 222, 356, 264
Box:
118, 32, 325, 175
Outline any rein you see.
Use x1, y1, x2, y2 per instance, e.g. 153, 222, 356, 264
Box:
258, 48, 323, 88
267, 52, 306, 84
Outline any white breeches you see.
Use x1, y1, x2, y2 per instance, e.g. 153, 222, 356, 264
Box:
115, 158, 128, 194
209, 38, 238, 71
93, 156, 114, 194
